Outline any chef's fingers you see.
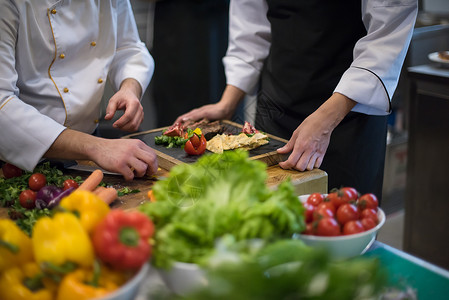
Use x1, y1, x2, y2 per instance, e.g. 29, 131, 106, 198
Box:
294, 150, 316, 171
277, 136, 295, 154
120, 166, 135, 181
315, 154, 324, 168
104, 99, 119, 121
279, 146, 304, 170
128, 158, 148, 178
136, 145, 158, 176
306, 152, 320, 171
114, 107, 144, 132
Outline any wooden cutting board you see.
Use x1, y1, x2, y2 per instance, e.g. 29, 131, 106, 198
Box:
124, 120, 289, 171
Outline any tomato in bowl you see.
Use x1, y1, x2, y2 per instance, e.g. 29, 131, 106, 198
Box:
294, 192, 385, 260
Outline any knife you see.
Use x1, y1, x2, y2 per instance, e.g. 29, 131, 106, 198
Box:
45, 159, 123, 176
44, 159, 166, 180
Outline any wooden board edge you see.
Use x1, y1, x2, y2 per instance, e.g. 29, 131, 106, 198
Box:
250, 151, 289, 167
122, 126, 169, 139
152, 148, 182, 171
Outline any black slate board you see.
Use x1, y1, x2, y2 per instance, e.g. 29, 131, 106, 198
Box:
125, 120, 288, 169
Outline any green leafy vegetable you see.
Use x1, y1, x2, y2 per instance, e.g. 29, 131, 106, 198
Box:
174, 239, 388, 300
154, 135, 189, 148
139, 150, 305, 268
117, 187, 140, 197
1, 162, 82, 234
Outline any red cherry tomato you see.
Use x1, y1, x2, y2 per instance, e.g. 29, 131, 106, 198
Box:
184, 133, 207, 155
63, 179, 79, 191
316, 218, 340, 236
361, 218, 377, 230
336, 203, 359, 225
360, 208, 378, 224
28, 173, 47, 191
306, 193, 324, 206
19, 189, 36, 209
343, 220, 365, 235
303, 202, 315, 223
2, 163, 23, 179
302, 222, 315, 235
313, 204, 334, 221
317, 201, 336, 214
326, 190, 351, 208
357, 193, 379, 211
340, 187, 359, 201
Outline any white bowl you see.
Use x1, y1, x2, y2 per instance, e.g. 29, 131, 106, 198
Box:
294, 195, 385, 260
94, 263, 149, 300
157, 262, 208, 295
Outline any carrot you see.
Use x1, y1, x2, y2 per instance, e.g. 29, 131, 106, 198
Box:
93, 186, 107, 195
78, 169, 104, 191
147, 190, 156, 202
97, 187, 118, 205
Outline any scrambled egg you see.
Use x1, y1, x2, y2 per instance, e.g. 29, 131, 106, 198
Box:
206, 132, 269, 154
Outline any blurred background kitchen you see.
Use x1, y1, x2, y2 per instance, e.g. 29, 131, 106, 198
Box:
99, 0, 449, 270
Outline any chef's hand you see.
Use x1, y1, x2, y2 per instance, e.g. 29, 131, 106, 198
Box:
105, 78, 144, 132
277, 93, 356, 171
92, 138, 158, 181
45, 129, 158, 181
174, 85, 245, 124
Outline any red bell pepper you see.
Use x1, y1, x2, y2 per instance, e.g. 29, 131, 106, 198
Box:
184, 128, 207, 155
92, 209, 154, 270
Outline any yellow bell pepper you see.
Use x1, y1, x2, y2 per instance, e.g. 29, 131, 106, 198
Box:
59, 190, 110, 233
32, 212, 94, 270
0, 219, 33, 272
0, 262, 56, 300
56, 264, 127, 300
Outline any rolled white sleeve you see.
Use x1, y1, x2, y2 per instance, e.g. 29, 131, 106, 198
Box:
335, 0, 418, 115
223, 0, 271, 95
108, 0, 154, 96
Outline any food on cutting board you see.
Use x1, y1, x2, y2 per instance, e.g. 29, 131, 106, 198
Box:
155, 119, 269, 153
438, 51, 449, 61
206, 131, 269, 154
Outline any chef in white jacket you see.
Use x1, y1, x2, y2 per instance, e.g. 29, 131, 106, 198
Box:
175, 0, 418, 196
0, 0, 157, 180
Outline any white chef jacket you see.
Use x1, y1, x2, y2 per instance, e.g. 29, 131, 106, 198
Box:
0, 0, 154, 171
223, 0, 418, 116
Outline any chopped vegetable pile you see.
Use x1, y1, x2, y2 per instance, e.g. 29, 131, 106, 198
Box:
0, 162, 83, 234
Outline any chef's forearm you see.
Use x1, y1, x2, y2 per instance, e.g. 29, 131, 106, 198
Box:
44, 129, 98, 161
218, 84, 246, 114
119, 78, 143, 100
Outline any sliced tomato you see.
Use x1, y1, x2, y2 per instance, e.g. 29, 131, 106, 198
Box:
184, 133, 207, 155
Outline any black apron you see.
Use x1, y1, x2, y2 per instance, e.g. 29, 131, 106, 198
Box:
255, 0, 387, 197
